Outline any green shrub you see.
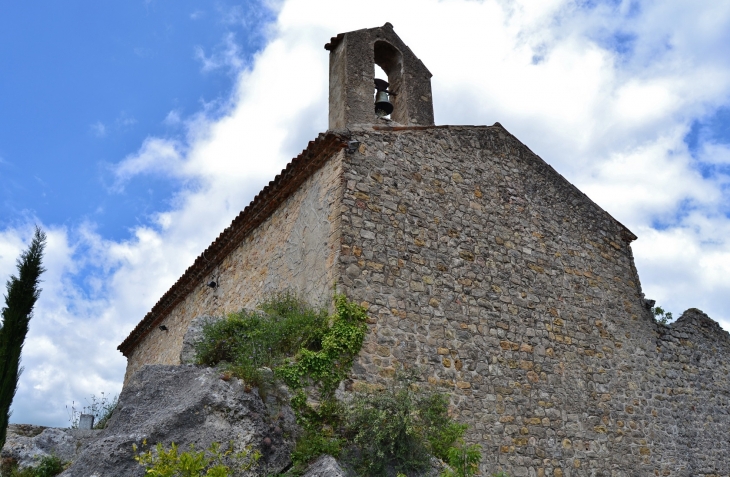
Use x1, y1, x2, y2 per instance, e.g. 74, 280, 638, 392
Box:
420, 393, 468, 461
193, 294, 483, 476
442, 439, 482, 477
1, 455, 67, 477
194, 293, 329, 387
343, 382, 430, 475
340, 372, 480, 477
285, 391, 346, 475
195, 293, 368, 474
275, 294, 368, 396
133, 440, 260, 477
652, 305, 674, 325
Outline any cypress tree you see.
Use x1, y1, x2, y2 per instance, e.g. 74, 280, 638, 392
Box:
0, 227, 46, 449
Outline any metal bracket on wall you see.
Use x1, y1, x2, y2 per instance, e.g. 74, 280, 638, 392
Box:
347, 140, 360, 154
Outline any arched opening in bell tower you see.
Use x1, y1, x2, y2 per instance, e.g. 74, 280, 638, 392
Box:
373, 40, 404, 123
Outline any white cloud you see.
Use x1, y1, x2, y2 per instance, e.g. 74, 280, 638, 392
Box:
3, 0, 730, 426
115, 112, 137, 129
698, 142, 730, 165
90, 121, 106, 138
163, 109, 182, 126
194, 33, 247, 73
112, 137, 185, 187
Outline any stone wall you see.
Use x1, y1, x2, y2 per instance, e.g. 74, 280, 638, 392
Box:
120, 122, 730, 475
644, 309, 730, 475
338, 126, 730, 477
123, 150, 344, 383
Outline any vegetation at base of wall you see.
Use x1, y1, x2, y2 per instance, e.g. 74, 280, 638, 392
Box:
195, 294, 484, 476
287, 391, 345, 473
340, 371, 481, 477
133, 440, 260, 477
194, 292, 331, 388
652, 305, 674, 325
274, 294, 368, 396
0, 455, 67, 477
441, 439, 482, 477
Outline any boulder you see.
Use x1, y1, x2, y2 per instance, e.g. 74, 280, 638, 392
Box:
1, 424, 98, 469
60, 364, 296, 477
300, 454, 347, 477
300, 454, 447, 477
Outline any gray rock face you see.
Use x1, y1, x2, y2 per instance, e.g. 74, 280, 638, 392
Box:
301, 454, 347, 477
1, 424, 98, 468
179, 315, 222, 365
60, 365, 296, 477
300, 454, 446, 477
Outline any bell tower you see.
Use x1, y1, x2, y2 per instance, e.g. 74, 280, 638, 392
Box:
325, 23, 435, 129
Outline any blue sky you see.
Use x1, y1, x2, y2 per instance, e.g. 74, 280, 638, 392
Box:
0, 1, 272, 240
1, 0, 730, 427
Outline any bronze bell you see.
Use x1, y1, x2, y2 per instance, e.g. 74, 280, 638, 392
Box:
374, 78, 394, 117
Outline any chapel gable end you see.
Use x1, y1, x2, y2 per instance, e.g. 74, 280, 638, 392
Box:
325, 23, 434, 129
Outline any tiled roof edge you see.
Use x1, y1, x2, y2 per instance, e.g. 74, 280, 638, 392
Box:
117, 132, 349, 357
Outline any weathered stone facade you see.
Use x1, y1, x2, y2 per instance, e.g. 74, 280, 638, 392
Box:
338, 126, 730, 476
123, 149, 344, 382
119, 24, 730, 476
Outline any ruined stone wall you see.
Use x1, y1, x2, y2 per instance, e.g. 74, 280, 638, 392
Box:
123, 151, 344, 383
338, 126, 730, 477
641, 309, 730, 475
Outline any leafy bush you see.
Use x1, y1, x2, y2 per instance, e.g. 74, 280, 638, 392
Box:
195, 293, 329, 387
193, 294, 483, 476
420, 393, 468, 461
195, 293, 368, 474
133, 440, 260, 477
0, 455, 67, 477
340, 372, 481, 477
442, 439, 482, 477
652, 305, 674, 325
343, 381, 430, 475
287, 392, 346, 475
275, 294, 368, 395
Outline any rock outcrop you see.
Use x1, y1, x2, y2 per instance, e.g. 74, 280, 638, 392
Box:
1, 424, 97, 469
300, 454, 348, 477
60, 364, 296, 477
4, 369, 449, 476
300, 454, 447, 477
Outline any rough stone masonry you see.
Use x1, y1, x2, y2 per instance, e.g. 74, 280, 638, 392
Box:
117, 24, 730, 476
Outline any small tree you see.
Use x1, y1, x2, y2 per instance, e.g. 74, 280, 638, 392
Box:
0, 227, 47, 449
652, 305, 674, 325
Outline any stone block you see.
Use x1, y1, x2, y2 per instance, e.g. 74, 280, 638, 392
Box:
77, 414, 94, 430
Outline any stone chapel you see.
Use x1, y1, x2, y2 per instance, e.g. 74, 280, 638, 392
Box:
118, 24, 730, 476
